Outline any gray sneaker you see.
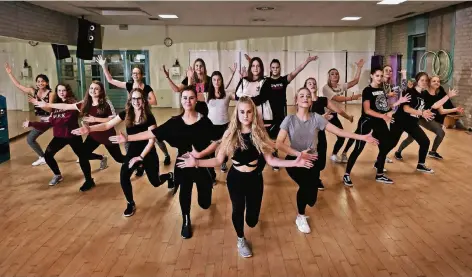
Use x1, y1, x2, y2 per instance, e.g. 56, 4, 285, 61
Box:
99, 155, 108, 170
49, 175, 63, 186
237, 237, 253, 258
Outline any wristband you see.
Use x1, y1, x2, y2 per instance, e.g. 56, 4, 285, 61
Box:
139, 155, 144, 160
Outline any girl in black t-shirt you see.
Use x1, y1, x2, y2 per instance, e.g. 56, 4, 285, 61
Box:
394, 75, 460, 160
305, 77, 354, 190
72, 88, 174, 217
343, 68, 410, 187
109, 87, 221, 239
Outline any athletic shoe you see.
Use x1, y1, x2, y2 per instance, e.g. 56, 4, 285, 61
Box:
272, 166, 280, 171
99, 155, 108, 170
417, 164, 434, 174
237, 237, 253, 258
75, 159, 80, 164
341, 153, 348, 163
428, 151, 443, 160
374, 164, 387, 173
318, 179, 325, 191
123, 202, 136, 217
343, 174, 353, 187
79, 179, 96, 192
32, 157, 46, 166
164, 155, 171, 166
221, 162, 228, 173
375, 174, 394, 184
49, 175, 63, 186
386, 157, 393, 163
295, 214, 311, 234
394, 151, 403, 160
181, 214, 192, 239
330, 154, 341, 163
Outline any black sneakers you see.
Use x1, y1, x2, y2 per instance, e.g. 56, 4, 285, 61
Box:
123, 202, 136, 217
221, 162, 228, 173
428, 151, 443, 160
79, 179, 96, 192
181, 214, 192, 239
417, 163, 434, 174
375, 174, 394, 184
394, 151, 403, 160
343, 174, 353, 187
164, 155, 171, 166
318, 179, 325, 191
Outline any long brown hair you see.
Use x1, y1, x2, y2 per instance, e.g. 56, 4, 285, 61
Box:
81, 81, 109, 117
193, 58, 208, 85
219, 96, 273, 158
125, 88, 151, 127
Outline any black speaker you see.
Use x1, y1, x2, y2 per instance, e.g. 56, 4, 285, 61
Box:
51, 44, 71, 60
371, 55, 384, 71
76, 18, 97, 60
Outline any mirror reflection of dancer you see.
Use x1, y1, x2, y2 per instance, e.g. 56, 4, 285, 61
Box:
176, 96, 313, 258
277, 87, 377, 234
72, 88, 174, 216
5, 63, 55, 166
109, 87, 222, 239
24, 84, 95, 190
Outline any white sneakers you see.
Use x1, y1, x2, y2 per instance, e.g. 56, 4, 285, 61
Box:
295, 214, 311, 234
32, 157, 46, 166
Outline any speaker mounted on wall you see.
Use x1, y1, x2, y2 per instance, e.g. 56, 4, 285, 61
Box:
51, 44, 71, 60
76, 18, 97, 60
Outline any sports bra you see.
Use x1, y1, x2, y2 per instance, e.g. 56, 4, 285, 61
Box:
232, 132, 260, 167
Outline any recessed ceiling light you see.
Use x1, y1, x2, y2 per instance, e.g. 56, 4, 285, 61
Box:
255, 6, 275, 11
377, 0, 407, 4
341, 17, 361, 21
158, 14, 178, 19
101, 10, 148, 16
252, 18, 266, 22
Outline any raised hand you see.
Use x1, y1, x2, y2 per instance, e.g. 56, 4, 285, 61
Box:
355, 59, 365, 68
244, 54, 251, 62
229, 63, 237, 75
95, 55, 106, 66
4, 63, 12, 74
162, 65, 170, 78
398, 93, 411, 104
448, 88, 458, 98
239, 66, 248, 78
176, 153, 197, 168
362, 130, 379, 145
128, 156, 143, 169
109, 131, 128, 144
305, 54, 318, 63
186, 66, 194, 79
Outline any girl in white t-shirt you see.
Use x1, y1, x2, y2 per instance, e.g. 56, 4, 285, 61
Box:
320, 59, 364, 163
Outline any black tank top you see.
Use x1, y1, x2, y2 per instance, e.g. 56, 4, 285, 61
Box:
34, 89, 51, 117
232, 133, 260, 168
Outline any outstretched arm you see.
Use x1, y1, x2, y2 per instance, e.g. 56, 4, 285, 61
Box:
287, 55, 318, 82
4, 63, 34, 94
96, 55, 126, 89
346, 59, 365, 89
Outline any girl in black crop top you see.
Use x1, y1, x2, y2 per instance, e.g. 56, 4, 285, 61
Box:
73, 88, 174, 218
174, 96, 312, 258
4, 63, 55, 166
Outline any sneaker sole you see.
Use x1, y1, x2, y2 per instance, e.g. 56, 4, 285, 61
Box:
49, 178, 64, 186
376, 179, 394, 184
417, 169, 435, 174
239, 252, 253, 258
33, 162, 47, 166
318, 187, 325, 191
427, 154, 443, 160
123, 210, 136, 217
343, 181, 353, 187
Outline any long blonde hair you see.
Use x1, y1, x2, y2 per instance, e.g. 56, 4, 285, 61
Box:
219, 96, 273, 158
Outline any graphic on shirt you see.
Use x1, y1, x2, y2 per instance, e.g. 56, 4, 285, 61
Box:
374, 92, 390, 112
410, 97, 425, 118
271, 83, 284, 90
196, 83, 205, 94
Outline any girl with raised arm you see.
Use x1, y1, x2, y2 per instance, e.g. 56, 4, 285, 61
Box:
108, 87, 222, 239
97, 55, 171, 167
394, 76, 462, 160
23, 84, 94, 190
4, 63, 55, 166
33, 81, 124, 171
176, 96, 313, 258
277, 87, 377, 233
304, 77, 354, 190
320, 59, 364, 163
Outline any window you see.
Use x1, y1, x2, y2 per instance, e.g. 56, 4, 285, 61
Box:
409, 34, 426, 78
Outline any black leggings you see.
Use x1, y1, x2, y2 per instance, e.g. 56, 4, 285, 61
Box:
388, 117, 430, 164
329, 114, 345, 155
44, 136, 92, 181
226, 167, 264, 238
345, 117, 391, 175
83, 136, 125, 163
285, 155, 320, 215
316, 130, 327, 171
120, 146, 172, 204
174, 160, 213, 218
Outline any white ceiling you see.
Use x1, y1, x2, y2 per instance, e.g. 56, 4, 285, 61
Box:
30, 1, 461, 27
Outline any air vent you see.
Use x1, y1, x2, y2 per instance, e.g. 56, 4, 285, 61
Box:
252, 18, 266, 22
149, 17, 160, 21
394, 12, 415, 18
119, 24, 128, 30
255, 6, 275, 11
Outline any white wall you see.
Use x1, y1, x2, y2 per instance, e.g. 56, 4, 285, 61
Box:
102, 26, 376, 108
0, 42, 57, 111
